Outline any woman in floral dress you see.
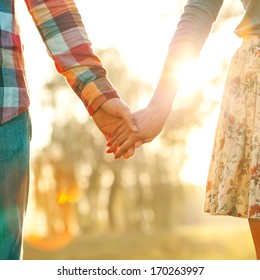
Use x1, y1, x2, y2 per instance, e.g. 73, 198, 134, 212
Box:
108, 0, 260, 259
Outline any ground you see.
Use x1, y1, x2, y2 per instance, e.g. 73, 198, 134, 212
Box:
23, 223, 255, 260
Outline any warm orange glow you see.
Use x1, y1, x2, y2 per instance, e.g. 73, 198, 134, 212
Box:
58, 189, 82, 204
25, 233, 73, 250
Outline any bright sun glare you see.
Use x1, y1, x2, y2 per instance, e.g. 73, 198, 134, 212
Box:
173, 21, 242, 187
175, 59, 203, 95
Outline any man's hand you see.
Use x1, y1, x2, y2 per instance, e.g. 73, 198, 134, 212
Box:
92, 98, 138, 159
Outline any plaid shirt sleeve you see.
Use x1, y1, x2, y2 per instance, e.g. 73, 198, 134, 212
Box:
24, 0, 119, 115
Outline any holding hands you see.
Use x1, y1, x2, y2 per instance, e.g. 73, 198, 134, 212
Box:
91, 97, 139, 159
95, 47, 196, 159
106, 103, 170, 159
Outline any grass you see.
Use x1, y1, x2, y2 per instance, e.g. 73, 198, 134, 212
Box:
23, 223, 255, 260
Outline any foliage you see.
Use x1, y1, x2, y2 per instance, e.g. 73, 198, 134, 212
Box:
29, 48, 217, 239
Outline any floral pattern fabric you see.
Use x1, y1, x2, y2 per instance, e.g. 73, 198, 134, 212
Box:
204, 36, 260, 219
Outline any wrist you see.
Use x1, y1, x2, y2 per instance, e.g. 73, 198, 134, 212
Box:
147, 99, 171, 121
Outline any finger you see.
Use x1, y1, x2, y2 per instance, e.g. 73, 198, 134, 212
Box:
134, 141, 143, 148
114, 137, 138, 159
108, 123, 130, 147
115, 136, 152, 157
109, 122, 128, 141
118, 107, 139, 133
109, 130, 131, 151
123, 147, 135, 159
110, 119, 125, 137
106, 145, 118, 154
105, 121, 125, 147
142, 137, 153, 144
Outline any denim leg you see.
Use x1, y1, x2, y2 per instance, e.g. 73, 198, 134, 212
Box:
0, 111, 30, 260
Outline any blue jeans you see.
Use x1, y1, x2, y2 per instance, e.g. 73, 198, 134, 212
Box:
0, 111, 31, 260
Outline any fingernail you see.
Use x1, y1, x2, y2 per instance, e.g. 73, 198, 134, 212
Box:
106, 142, 111, 147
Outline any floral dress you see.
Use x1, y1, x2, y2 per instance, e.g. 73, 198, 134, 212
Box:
204, 36, 260, 219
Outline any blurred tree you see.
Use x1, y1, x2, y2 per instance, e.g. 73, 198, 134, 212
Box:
29, 47, 219, 241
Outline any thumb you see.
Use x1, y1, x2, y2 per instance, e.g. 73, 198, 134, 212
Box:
101, 98, 139, 132
117, 106, 139, 133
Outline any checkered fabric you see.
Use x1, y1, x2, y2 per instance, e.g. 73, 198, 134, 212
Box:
0, 0, 119, 124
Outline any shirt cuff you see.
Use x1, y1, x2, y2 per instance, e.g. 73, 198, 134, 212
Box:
81, 78, 120, 116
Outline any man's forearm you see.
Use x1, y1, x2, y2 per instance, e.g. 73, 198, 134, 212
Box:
24, 0, 119, 115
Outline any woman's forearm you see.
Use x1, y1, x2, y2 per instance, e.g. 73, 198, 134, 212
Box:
149, 42, 198, 115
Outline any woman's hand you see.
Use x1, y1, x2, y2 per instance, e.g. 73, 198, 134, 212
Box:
107, 103, 170, 159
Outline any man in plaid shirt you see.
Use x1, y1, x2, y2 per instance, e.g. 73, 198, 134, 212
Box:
0, 0, 137, 259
